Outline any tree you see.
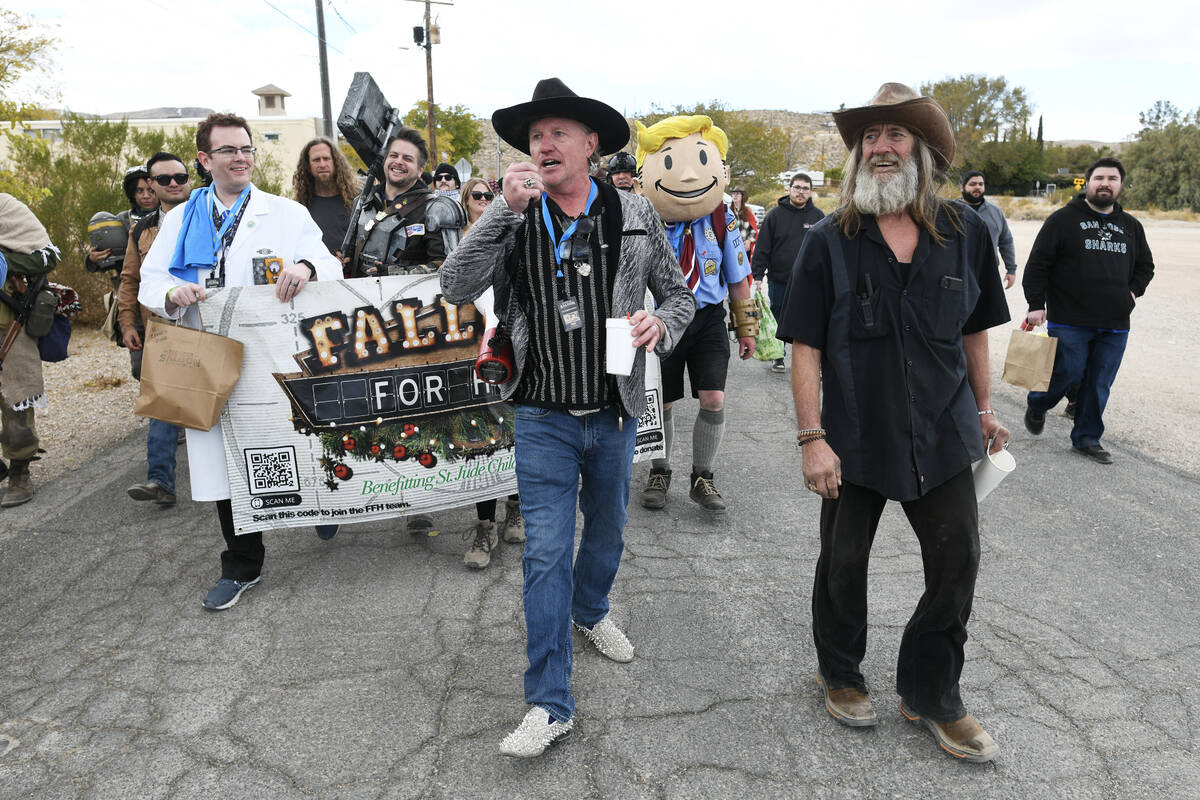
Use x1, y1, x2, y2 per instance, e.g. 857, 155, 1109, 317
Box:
0, 7, 58, 120
1124, 102, 1200, 211
402, 101, 484, 165
636, 102, 789, 197
920, 74, 1033, 167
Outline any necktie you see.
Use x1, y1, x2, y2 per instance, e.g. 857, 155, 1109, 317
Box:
679, 228, 699, 292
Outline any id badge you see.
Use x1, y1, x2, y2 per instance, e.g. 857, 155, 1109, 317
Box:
556, 297, 583, 332
205, 277, 222, 290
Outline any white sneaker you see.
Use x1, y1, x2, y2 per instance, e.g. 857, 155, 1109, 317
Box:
498, 707, 573, 758
574, 614, 634, 663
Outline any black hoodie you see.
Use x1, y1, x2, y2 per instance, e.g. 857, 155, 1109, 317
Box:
1022, 194, 1154, 329
752, 195, 825, 283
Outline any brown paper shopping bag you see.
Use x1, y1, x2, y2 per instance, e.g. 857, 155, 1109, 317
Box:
1001, 327, 1058, 392
134, 317, 244, 430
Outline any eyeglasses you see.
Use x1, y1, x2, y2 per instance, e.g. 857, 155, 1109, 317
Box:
559, 216, 594, 263
791, 185, 812, 192
470, 191, 495, 201
207, 146, 256, 158
152, 173, 189, 186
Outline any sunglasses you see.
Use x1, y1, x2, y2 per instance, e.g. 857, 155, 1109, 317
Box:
152, 173, 189, 186
470, 191, 495, 201
558, 216, 594, 263
435, 174, 455, 182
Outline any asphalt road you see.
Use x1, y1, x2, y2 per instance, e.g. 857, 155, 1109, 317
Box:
3, 315, 1198, 798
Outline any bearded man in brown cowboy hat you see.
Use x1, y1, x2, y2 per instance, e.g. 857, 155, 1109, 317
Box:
775, 82, 1011, 762
440, 78, 695, 758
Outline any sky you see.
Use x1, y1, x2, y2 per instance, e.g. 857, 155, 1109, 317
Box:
7, 0, 1200, 145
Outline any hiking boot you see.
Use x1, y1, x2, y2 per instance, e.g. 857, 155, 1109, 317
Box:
1024, 407, 1045, 435
501, 498, 525, 543
574, 614, 634, 662
817, 675, 878, 727
202, 576, 261, 611
689, 469, 726, 512
127, 481, 176, 506
640, 467, 671, 509
771, 358, 786, 373
900, 700, 999, 763
1, 460, 34, 508
463, 520, 498, 569
499, 706, 573, 758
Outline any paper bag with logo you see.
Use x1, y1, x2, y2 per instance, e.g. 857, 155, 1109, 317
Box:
1001, 327, 1057, 392
134, 317, 243, 430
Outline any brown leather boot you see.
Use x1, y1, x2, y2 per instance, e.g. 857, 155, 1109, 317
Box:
901, 700, 999, 763
817, 675, 878, 727
1, 459, 34, 508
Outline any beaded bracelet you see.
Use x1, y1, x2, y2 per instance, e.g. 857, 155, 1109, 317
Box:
977, 410, 994, 416
796, 428, 826, 440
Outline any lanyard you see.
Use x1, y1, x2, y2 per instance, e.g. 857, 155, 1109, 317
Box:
209, 187, 250, 287
540, 179, 598, 278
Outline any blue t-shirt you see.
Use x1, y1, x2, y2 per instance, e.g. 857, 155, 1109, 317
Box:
665, 206, 752, 309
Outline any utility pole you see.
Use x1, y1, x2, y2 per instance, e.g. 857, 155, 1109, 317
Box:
423, 0, 436, 159
314, 0, 333, 137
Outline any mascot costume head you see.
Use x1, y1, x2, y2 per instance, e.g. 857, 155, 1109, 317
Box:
633, 115, 757, 340
635, 115, 730, 223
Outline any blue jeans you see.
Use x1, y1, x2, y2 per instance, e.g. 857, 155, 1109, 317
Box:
1027, 326, 1128, 449
147, 419, 179, 494
514, 405, 636, 723
767, 279, 789, 323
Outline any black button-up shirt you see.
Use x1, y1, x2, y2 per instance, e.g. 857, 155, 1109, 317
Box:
777, 205, 1009, 501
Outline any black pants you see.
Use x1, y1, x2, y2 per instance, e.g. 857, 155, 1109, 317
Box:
812, 467, 979, 722
216, 499, 264, 581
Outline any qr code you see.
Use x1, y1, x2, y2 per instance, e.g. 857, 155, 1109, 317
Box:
245, 446, 300, 494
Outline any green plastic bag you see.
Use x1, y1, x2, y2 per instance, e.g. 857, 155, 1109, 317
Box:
751, 288, 785, 361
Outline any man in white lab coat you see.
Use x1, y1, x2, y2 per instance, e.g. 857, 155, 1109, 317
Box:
139, 113, 341, 610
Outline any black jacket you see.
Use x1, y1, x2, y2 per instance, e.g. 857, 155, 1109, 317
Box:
752, 196, 825, 283
1023, 195, 1154, 329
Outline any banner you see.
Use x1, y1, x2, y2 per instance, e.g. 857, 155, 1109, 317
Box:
199, 276, 663, 531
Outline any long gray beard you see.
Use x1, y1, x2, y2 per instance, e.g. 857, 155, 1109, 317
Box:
853, 156, 918, 216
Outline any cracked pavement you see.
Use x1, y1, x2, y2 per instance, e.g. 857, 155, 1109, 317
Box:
2, 336, 1198, 799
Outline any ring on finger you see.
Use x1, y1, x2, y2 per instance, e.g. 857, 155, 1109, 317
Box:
807, 482, 818, 492
523, 177, 535, 189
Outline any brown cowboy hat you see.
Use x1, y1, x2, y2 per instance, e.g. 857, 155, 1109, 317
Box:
492, 77, 630, 156
832, 82, 955, 170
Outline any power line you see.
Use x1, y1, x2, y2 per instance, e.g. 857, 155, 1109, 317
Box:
258, 0, 345, 55
326, 0, 357, 34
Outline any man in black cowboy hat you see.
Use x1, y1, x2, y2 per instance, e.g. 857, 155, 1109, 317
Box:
776, 82, 1011, 763
440, 77, 695, 759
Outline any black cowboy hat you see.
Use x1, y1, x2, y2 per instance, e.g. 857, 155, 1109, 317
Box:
492, 77, 629, 156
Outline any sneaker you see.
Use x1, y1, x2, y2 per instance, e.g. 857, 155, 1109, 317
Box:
463, 520, 498, 569
127, 481, 176, 506
406, 513, 435, 535
202, 576, 261, 611
499, 706, 573, 758
574, 614, 634, 662
771, 358, 786, 373
817, 674, 878, 727
900, 700, 999, 763
315, 524, 340, 540
688, 470, 726, 512
1073, 443, 1113, 465
1023, 406, 1045, 435
501, 498, 525, 543
640, 467, 671, 509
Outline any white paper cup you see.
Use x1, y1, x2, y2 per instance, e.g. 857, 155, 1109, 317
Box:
605, 318, 636, 376
972, 446, 1016, 502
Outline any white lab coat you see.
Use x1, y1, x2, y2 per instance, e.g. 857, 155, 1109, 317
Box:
139, 185, 342, 501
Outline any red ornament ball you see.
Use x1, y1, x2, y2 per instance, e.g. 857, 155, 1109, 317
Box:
418, 452, 437, 469
402, 423, 416, 436
333, 463, 353, 480
342, 436, 357, 451
369, 444, 381, 455
392, 443, 407, 460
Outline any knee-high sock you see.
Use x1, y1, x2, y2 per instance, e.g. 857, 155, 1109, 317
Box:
692, 407, 725, 474
652, 406, 673, 472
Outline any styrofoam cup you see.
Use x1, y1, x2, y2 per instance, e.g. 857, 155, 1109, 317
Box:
605, 318, 636, 375
972, 446, 1016, 502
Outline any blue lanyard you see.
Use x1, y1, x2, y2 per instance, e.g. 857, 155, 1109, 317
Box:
540, 179, 598, 278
